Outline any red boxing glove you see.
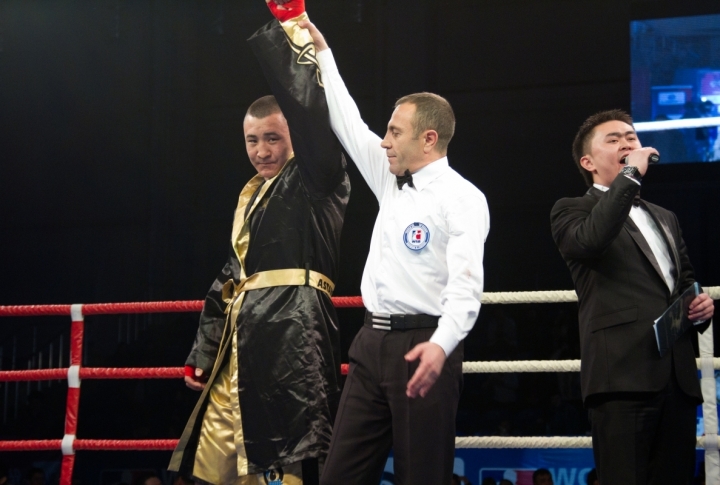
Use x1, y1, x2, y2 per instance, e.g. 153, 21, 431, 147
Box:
266, 0, 306, 22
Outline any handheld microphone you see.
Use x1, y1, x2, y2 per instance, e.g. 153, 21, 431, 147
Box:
621, 154, 660, 165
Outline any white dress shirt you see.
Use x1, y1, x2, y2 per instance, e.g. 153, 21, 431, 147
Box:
318, 49, 490, 356
594, 183, 676, 292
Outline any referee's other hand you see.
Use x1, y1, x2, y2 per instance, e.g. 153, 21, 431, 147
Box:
404, 342, 446, 398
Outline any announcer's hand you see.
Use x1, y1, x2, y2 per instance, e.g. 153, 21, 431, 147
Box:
689, 293, 714, 322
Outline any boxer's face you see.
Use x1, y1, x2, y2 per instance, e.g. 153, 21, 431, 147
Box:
381, 102, 426, 176
244, 112, 293, 180
581, 119, 641, 187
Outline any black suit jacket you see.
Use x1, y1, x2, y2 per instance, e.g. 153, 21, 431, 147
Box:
551, 175, 706, 403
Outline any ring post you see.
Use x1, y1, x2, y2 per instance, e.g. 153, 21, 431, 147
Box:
60, 304, 84, 485
700, 318, 719, 484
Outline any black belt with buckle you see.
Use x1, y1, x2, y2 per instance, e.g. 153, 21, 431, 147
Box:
364, 310, 439, 331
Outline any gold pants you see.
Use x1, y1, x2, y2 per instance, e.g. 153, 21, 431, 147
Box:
193, 330, 307, 485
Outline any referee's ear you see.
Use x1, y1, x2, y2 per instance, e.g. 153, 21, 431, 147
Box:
422, 130, 439, 154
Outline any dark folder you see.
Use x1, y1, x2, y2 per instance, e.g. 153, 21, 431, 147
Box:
653, 282, 702, 357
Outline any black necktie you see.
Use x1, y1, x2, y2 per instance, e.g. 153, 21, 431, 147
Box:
633, 192, 641, 207
396, 169, 414, 190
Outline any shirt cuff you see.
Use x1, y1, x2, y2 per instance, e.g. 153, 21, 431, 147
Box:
429, 325, 460, 357
623, 174, 641, 185
694, 319, 707, 326
317, 48, 338, 73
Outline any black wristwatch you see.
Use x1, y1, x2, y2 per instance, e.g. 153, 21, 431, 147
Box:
620, 165, 642, 182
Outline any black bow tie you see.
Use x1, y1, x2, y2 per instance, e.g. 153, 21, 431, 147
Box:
396, 169, 414, 190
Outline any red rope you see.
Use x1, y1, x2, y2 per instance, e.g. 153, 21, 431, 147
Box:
0, 369, 67, 381
0, 297, 363, 317
74, 439, 179, 450
0, 365, 349, 382
331, 296, 363, 308
0, 440, 63, 451
82, 301, 204, 315
80, 367, 185, 378
0, 304, 73, 316
0, 439, 179, 452
2, 294, 357, 484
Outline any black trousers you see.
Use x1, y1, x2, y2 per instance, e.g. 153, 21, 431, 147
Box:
320, 325, 463, 485
588, 371, 698, 485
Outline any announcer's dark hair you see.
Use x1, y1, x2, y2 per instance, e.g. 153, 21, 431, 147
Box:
572, 109, 634, 187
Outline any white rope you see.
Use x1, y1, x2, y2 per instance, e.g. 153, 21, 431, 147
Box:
456, 286, 720, 475
454, 435, 720, 449
462, 358, 720, 373
480, 286, 719, 304
463, 360, 580, 373
706, 286, 720, 300
482, 290, 576, 304
455, 436, 592, 449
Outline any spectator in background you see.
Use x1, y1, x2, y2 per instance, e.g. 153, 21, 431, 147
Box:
500, 480, 514, 485
171, 474, 194, 485
452, 474, 473, 485
481, 478, 497, 485
586, 468, 599, 485
533, 469, 553, 485
25, 469, 44, 485
132, 473, 161, 485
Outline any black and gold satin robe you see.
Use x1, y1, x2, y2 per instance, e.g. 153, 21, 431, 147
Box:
169, 17, 349, 480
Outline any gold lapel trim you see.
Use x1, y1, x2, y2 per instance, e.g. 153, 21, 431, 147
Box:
230, 157, 294, 279
227, 158, 294, 339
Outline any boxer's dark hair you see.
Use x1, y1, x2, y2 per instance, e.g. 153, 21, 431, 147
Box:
246, 95, 282, 119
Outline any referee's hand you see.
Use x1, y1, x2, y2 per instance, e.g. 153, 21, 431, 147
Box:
405, 342, 446, 398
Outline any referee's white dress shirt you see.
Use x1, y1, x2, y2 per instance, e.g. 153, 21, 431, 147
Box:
318, 49, 490, 356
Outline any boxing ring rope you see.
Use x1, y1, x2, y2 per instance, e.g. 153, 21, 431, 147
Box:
1, 287, 718, 485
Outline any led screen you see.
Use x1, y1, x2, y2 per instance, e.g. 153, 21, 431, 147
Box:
631, 14, 720, 163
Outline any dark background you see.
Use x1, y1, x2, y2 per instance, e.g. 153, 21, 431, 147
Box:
1, 0, 719, 481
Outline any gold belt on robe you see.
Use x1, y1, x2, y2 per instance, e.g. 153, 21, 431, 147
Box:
222, 268, 334, 338
222, 268, 335, 311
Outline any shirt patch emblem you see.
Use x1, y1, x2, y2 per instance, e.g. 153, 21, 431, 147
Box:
403, 222, 430, 251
